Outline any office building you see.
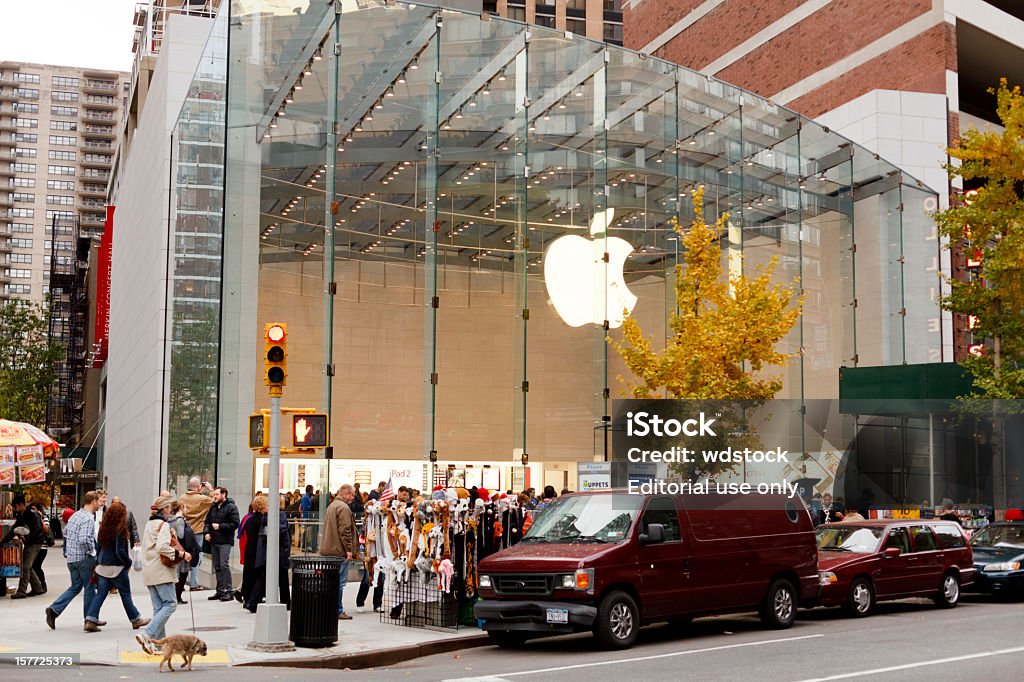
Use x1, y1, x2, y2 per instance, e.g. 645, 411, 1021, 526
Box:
489, 0, 624, 44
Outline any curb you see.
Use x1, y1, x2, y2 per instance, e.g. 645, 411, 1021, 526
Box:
235, 633, 491, 670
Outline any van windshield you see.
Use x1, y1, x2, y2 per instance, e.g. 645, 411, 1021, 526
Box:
523, 494, 641, 543
971, 525, 1024, 549
816, 526, 883, 553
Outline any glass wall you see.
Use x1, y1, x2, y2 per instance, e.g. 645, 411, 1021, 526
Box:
167, 1, 942, 499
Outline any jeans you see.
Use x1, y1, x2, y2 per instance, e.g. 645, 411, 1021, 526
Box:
188, 562, 199, 589
143, 582, 177, 640
86, 569, 140, 624
16, 544, 44, 596
211, 544, 232, 596
356, 563, 383, 610
50, 557, 96, 619
336, 559, 349, 614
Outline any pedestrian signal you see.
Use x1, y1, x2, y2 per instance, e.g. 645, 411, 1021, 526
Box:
292, 413, 328, 448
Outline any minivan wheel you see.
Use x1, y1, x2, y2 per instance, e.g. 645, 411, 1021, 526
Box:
844, 578, 875, 618
933, 572, 960, 608
759, 579, 797, 629
487, 631, 528, 648
593, 591, 639, 650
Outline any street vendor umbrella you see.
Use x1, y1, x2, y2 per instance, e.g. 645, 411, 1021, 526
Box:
0, 420, 59, 453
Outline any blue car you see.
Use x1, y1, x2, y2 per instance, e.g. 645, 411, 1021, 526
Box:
969, 522, 1024, 598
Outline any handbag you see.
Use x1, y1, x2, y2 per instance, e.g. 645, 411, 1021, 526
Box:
157, 522, 186, 568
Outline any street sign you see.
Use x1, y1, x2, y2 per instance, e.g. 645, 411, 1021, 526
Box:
292, 413, 328, 448
249, 414, 269, 449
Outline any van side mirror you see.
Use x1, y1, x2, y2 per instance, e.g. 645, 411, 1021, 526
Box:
640, 523, 665, 545
883, 547, 900, 559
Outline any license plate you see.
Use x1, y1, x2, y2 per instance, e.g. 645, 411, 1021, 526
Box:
546, 608, 569, 624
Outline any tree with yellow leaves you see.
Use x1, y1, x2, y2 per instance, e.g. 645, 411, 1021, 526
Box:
611, 189, 802, 401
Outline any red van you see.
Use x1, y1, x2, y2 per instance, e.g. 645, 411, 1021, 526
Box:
474, 490, 819, 649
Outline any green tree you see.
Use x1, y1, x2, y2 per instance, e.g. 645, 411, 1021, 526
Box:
936, 80, 1024, 399
0, 301, 63, 425
611, 190, 802, 479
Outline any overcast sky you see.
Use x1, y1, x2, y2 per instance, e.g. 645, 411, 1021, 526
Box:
0, 0, 143, 72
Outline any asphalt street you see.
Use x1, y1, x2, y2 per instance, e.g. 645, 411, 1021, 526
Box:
7, 595, 1022, 682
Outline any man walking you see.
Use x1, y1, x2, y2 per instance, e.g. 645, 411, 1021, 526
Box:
179, 477, 213, 591
204, 487, 239, 601
320, 484, 355, 620
2, 495, 46, 599
299, 485, 314, 551
45, 491, 101, 630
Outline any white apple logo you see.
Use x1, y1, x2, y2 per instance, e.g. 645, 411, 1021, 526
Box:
544, 208, 637, 328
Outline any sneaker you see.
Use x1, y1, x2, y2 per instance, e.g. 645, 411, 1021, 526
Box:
96, 620, 107, 626
131, 617, 150, 630
45, 607, 57, 630
356, 606, 366, 614
136, 634, 153, 654
84, 621, 101, 633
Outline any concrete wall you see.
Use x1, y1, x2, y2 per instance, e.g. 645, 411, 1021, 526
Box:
104, 14, 212, 519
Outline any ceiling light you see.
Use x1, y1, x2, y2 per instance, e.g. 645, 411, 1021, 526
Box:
398, 72, 407, 84
409, 58, 419, 70
313, 47, 323, 62
497, 69, 506, 81
294, 78, 303, 91
385, 86, 394, 98
375, 100, 384, 109
285, 91, 294, 104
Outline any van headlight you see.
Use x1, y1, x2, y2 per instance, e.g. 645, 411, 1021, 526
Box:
479, 574, 492, 588
560, 574, 576, 589
818, 571, 838, 586
984, 562, 1021, 572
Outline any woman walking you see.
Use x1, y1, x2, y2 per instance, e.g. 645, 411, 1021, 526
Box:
246, 496, 291, 613
136, 494, 190, 654
84, 502, 150, 632
242, 495, 266, 612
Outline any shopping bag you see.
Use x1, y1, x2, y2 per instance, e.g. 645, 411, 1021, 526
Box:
132, 545, 143, 572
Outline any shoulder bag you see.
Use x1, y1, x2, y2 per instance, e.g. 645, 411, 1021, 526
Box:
157, 521, 186, 567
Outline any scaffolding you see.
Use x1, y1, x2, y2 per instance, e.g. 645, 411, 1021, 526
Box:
45, 215, 89, 446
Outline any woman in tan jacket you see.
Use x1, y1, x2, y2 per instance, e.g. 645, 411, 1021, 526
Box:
135, 494, 191, 654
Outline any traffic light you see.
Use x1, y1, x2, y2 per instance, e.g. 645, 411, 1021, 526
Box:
292, 413, 328, 448
264, 322, 287, 391
248, 413, 269, 449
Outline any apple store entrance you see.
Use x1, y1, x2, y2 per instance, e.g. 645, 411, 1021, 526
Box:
166, 2, 941, 498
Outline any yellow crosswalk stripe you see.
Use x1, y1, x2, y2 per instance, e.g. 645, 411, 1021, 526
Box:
119, 649, 230, 664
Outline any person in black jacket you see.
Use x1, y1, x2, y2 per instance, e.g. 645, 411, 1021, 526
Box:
2, 495, 46, 599
111, 496, 140, 546
246, 499, 291, 613
84, 502, 149, 632
203, 487, 240, 602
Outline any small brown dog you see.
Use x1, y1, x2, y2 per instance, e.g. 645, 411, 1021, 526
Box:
147, 634, 208, 672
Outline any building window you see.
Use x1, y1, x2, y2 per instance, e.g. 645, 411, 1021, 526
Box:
7, 253, 31, 264
48, 164, 75, 175
14, 102, 39, 114
11, 178, 35, 188
46, 195, 74, 205
47, 180, 74, 191
567, 0, 587, 9
9, 269, 31, 279
14, 148, 37, 158
51, 105, 78, 117
45, 210, 74, 224
14, 133, 37, 144
50, 120, 78, 131
535, 15, 555, 28
603, 21, 623, 43
52, 76, 79, 88
14, 118, 38, 128
13, 163, 36, 173
14, 73, 40, 84
10, 208, 34, 218
10, 238, 32, 248
48, 135, 76, 146
52, 91, 79, 102
604, 0, 622, 11
507, 7, 525, 21
10, 223, 34, 233
14, 88, 39, 100
12, 193, 34, 203
48, 150, 75, 161
567, 18, 587, 34
5, 284, 32, 295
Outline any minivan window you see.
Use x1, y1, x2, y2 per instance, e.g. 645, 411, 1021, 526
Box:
909, 525, 938, 552
641, 496, 680, 541
816, 525, 882, 553
884, 527, 911, 554
933, 524, 967, 549
523, 494, 641, 543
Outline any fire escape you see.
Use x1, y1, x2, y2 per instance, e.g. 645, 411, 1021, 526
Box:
45, 215, 88, 446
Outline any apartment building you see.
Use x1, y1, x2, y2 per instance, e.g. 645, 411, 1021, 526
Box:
0, 61, 126, 305
487, 0, 624, 44
624, 0, 1024, 362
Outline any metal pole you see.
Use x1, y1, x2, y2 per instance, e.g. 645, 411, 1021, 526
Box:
928, 413, 935, 508
267, 395, 280, 605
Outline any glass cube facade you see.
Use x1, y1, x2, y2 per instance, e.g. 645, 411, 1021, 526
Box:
167, 1, 948, 501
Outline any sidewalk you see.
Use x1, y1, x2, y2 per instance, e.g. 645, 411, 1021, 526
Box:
0, 548, 486, 667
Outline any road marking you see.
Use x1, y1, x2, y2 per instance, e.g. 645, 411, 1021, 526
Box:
119, 649, 230, 664
796, 646, 1024, 681
442, 634, 823, 680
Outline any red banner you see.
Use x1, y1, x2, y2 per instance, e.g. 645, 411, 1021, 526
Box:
93, 205, 114, 368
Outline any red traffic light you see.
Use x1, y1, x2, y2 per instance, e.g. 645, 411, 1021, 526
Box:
267, 324, 286, 342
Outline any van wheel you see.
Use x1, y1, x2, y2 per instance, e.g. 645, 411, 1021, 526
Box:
759, 579, 797, 629
844, 578, 874, 617
593, 591, 639, 650
933, 572, 960, 608
487, 631, 527, 648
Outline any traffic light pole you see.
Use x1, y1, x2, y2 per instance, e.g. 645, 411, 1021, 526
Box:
250, 393, 293, 651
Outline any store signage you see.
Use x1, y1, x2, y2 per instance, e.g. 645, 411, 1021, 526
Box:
92, 205, 114, 368
578, 462, 612, 492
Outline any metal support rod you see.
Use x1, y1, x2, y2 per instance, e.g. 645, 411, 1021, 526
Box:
266, 394, 281, 605
928, 412, 934, 508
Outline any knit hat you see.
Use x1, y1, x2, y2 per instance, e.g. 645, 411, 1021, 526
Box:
150, 493, 174, 512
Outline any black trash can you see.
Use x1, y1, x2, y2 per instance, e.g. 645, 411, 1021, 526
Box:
289, 556, 343, 648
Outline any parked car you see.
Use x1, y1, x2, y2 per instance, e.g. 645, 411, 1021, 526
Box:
814, 520, 975, 617
968, 521, 1024, 597
474, 490, 818, 650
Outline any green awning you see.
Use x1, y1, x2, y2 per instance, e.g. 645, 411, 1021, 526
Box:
839, 363, 975, 415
